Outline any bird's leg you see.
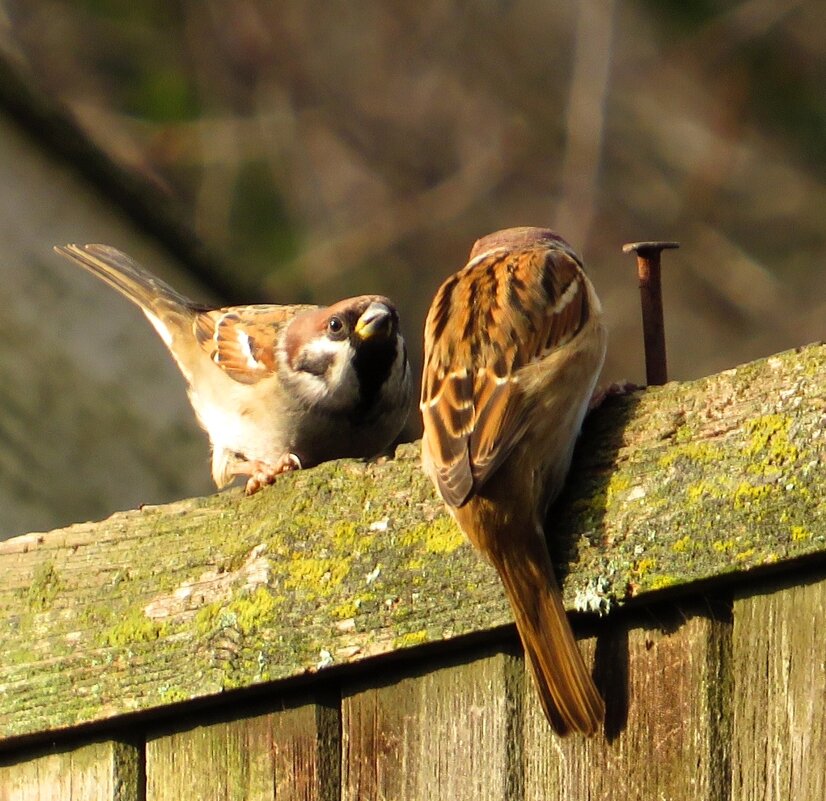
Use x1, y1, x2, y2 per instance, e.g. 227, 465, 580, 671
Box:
588, 381, 641, 411
232, 452, 302, 495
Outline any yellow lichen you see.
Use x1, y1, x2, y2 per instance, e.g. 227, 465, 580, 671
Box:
633, 557, 657, 576
744, 414, 800, 467
732, 482, 771, 510
286, 556, 351, 597
647, 575, 677, 591
100, 608, 167, 648
228, 586, 280, 635
790, 526, 812, 542
393, 629, 429, 649
401, 518, 465, 555
659, 441, 722, 469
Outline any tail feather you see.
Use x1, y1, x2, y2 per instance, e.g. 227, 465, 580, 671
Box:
54, 244, 194, 317
493, 535, 604, 735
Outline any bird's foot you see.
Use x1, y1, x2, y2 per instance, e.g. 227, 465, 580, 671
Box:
241, 452, 303, 495
588, 380, 642, 411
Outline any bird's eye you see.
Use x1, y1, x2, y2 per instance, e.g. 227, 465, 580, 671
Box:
327, 316, 345, 337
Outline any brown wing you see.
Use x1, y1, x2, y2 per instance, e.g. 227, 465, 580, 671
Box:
194, 304, 316, 384
421, 242, 592, 507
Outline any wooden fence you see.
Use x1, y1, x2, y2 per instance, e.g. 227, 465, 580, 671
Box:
1, 343, 824, 800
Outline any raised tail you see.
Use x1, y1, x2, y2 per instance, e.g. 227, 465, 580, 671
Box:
54, 244, 195, 317
54, 243, 198, 350
492, 531, 604, 735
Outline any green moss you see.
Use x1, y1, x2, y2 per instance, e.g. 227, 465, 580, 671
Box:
100, 608, 167, 648
286, 556, 352, 598
229, 586, 280, 636
673, 423, 695, 444
329, 599, 360, 620
745, 414, 799, 464
732, 481, 772, 510
332, 520, 373, 556
647, 575, 678, 591
26, 562, 60, 612
687, 480, 721, 503
633, 557, 658, 576
658, 441, 722, 469
158, 687, 191, 705
193, 586, 282, 637
790, 526, 813, 542
393, 629, 429, 649
605, 474, 632, 507
401, 517, 465, 554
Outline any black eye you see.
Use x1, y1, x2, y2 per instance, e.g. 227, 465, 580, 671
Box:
327, 316, 345, 338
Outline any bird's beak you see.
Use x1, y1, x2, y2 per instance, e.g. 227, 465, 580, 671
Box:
354, 302, 393, 341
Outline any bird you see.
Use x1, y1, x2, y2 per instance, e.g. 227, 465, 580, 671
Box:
420, 227, 607, 735
55, 244, 412, 495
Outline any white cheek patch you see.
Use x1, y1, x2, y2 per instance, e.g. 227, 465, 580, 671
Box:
325, 342, 360, 408
281, 338, 359, 408
304, 337, 346, 360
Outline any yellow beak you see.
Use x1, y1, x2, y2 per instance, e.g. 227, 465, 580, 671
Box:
354, 302, 393, 340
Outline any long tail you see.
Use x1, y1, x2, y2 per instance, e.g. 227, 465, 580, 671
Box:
492, 532, 604, 735
54, 244, 194, 317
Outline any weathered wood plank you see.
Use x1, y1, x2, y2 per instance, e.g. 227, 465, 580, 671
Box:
0, 740, 140, 801
0, 344, 823, 744
523, 609, 729, 801
145, 698, 339, 801
342, 649, 522, 801
731, 573, 826, 801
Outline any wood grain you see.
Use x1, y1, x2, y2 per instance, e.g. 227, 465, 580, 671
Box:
342, 648, 522, 801
731, 574, 826, 801
523, 608, 730, 800
0, 740, 140, 801
145, 698, 339, 801
0, 344, 823, 745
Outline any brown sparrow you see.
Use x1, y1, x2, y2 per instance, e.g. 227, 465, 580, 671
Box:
55, 244, 411, 494
420, 227, 607, 735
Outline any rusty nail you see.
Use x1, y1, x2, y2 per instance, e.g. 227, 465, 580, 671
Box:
622, 241, 679, 386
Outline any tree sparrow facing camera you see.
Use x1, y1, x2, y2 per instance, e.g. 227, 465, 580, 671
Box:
420, 227, 607, 735
56, 244, 412, 494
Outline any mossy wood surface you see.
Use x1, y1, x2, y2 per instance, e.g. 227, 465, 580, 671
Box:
0, 344, 823, 745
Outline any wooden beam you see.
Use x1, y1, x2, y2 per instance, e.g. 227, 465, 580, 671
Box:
0, 740, 141, 800
0, 343, 823, 746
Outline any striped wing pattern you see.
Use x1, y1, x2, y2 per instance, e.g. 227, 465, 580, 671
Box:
194, 305, 312, 385
421, 243, 591, 507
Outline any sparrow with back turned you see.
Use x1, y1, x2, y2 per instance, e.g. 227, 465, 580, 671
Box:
55, 244, 412, 494
420, 227, 606, 735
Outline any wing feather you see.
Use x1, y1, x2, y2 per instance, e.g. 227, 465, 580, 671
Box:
421, 241, 593, 507
195, 304, 313, 384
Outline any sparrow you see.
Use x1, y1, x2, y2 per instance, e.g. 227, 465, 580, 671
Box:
420, 227, 607, 735
55, 244, 411, 494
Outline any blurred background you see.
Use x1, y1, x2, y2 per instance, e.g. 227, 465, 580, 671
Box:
0, 0, 823, 537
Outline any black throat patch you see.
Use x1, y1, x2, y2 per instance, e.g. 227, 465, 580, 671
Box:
351, 336, 401, 420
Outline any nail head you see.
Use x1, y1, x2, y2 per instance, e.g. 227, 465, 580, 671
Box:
622, 241, 680, 255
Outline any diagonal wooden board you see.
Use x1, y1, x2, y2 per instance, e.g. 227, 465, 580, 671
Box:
1, 343, 823, 745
